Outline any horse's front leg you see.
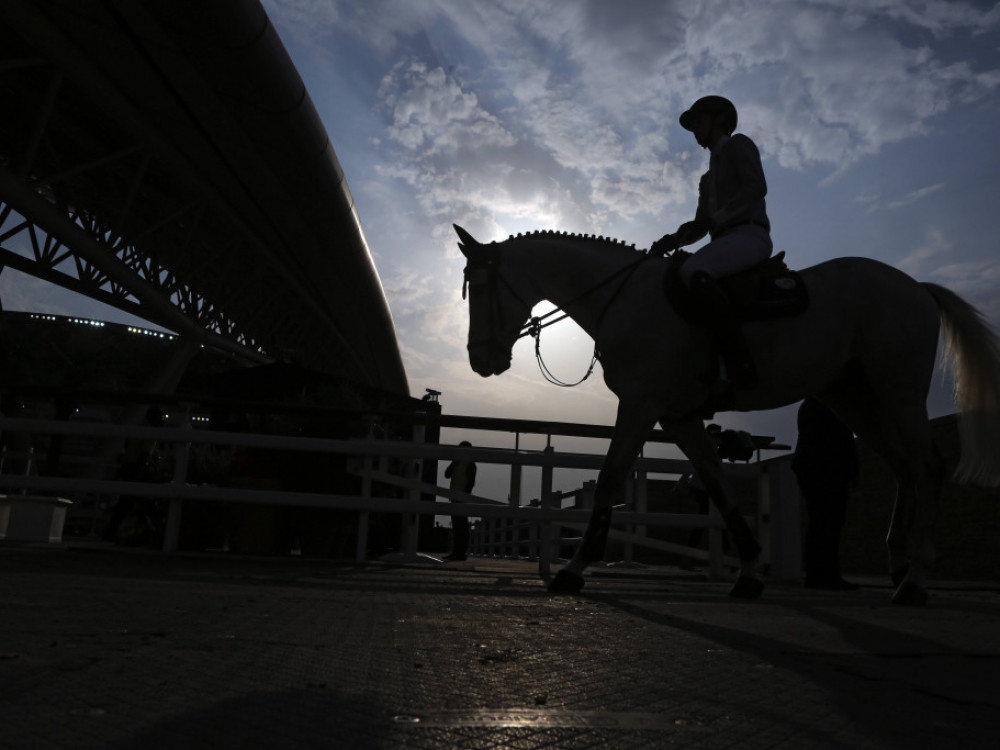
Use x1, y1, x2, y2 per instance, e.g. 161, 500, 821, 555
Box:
670, 419, 764, 599
548, 402, 659, 594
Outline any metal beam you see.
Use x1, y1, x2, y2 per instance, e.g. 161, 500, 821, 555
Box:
0, 0, 406, 391
0, 164, 270, 363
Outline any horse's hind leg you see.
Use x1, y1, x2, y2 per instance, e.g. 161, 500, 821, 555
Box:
669, 419, 763, 598
824, 392, 944, 605
885, 440, 943, 605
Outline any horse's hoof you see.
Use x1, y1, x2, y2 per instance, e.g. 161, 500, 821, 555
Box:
548, 570, 585, 594
728, 577, 764, 599
890, 565, 909, 588
892, 581, 928, 606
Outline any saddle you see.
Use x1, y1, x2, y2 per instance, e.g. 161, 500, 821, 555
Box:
664, 251, 809, 324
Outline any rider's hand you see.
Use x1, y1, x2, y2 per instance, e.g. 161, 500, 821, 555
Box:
649, 234, 676, 256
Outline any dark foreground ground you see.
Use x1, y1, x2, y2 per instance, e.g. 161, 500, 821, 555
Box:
2, 544, 999, 749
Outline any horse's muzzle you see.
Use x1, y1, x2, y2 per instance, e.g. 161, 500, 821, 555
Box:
469, 348, 511, 377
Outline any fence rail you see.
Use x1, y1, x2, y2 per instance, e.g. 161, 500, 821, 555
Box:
0, 411, 801, 581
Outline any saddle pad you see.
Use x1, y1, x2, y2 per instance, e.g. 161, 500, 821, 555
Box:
665, 251, 810, 323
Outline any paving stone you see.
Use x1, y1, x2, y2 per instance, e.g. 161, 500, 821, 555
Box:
1, 545, 998, 749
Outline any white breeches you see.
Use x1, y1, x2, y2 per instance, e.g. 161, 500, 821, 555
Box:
680, 224, 773, 285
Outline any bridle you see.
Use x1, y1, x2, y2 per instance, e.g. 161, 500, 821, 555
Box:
463, 248, 651, 386
462, 246, 534, 357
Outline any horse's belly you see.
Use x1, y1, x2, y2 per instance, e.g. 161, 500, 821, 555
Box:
601, 337, 715, 411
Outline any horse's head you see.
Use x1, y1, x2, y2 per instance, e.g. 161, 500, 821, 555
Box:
455, 224, 535, 377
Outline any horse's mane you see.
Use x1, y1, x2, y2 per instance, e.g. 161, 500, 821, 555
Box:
503, 229, 641, 253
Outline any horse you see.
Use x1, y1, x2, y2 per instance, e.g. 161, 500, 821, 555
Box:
454, 224, 1000, 605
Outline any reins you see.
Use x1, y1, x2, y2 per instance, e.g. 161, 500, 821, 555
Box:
524, 253, 652, 387
476, 253, 650, 388
517, 254, 649, 342
462, 234, 655, 387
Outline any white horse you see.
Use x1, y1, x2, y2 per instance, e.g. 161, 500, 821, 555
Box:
455, 225, 1000, 605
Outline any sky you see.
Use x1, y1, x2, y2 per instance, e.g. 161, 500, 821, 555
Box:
6, 1, 1000, 500
254, 0, 1000, 457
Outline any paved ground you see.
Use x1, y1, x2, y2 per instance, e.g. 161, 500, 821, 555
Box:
2, 544, 999, 749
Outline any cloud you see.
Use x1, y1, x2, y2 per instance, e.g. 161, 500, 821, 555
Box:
858, 182, 947, 214
358, 1, 997, 229
893, 228, 1000, 333
268, 0, 1000, 239
380, 267, 436, 308
690, 3, 999, 173
414, 296, 468, 351
844, 0, 1000, 37
887, 182, 945, 210
374, 63, 687, 238
261, 0, 431, 54
265, 0, 1000, 426
378, 60, 516, 155
927, 258, 1000, 318
897, 227, 953, 275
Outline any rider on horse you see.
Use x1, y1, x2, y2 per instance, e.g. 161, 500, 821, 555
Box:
651, 96, 772, 392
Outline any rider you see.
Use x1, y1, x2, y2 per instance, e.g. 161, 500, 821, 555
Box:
651, 95, 772, 390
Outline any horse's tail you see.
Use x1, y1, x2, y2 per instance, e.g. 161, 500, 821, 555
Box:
923, 282, 1000, 486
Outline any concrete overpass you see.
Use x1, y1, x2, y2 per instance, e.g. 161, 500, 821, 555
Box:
0, 0, 408, 395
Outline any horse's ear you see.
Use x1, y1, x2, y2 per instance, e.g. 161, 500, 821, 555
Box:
454, 224, 479, 258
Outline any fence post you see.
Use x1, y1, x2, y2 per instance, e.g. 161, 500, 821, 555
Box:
355, 452, 373, 563
708, 503, 725, 579
508, 449, 522, 560
400, 425, 424, 558
527, 511, 538, 560
635, 467, 648, 548
509, 458, 522, 509
539, 445, 556, 565
489, 517, 500, 556
162, 404, 192, 553
761, 457, 802, 581
622, 472, 635, 565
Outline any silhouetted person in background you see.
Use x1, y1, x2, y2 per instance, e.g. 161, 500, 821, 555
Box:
651, 95, 772, 391
443, 441, 476, 561
792, 398, 859, 590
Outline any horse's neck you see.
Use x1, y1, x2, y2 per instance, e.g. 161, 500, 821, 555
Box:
509, 237, 639, 335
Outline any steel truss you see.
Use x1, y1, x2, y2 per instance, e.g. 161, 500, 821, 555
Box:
0, 0, 400, 386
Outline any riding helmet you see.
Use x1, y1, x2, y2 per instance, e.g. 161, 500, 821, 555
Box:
679, 96, 738, 134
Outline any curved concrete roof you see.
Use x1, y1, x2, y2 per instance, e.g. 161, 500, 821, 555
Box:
0, 0, 408, 394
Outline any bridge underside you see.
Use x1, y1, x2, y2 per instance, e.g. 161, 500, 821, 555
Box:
0, 0, 408, 395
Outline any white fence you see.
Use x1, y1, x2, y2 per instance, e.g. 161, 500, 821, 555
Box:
0, 411, 802, 581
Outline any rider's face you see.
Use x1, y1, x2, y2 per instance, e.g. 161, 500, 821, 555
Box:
690, 113, 718, 149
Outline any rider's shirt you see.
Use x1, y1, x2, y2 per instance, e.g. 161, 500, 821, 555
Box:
696, 134, 770, 239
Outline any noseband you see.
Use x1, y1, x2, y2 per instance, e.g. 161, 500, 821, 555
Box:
463, 246, 651, 385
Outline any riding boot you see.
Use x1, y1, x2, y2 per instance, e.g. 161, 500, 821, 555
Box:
689, 271, 757, 389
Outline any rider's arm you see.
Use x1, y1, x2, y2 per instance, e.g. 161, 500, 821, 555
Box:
671, 172, 715, 247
